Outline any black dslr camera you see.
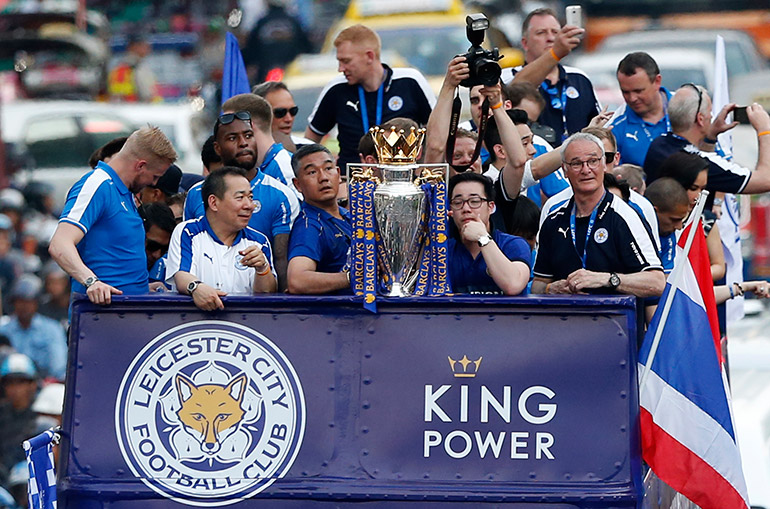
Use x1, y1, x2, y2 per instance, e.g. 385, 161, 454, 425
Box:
459, 14, 502, 88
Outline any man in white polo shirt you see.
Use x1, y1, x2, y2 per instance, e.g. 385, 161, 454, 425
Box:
166, 167, 277, 310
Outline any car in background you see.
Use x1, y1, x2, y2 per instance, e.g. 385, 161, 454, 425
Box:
597, 28, 767, 80
2, 99, 209, 210
0, 9, 111, 99
568, 48, 715, 112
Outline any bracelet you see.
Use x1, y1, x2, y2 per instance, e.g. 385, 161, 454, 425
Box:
545, 283, 551, 294
256, 265, 271, 276
733, 282, 744, 297
728, 284, 734, 299
344, 269, 351, 284
703, 137, 718, 144
549, 48, 561, 62
713, 197, 723, 206
490, 101, 504, 110
759, 130, 770, 137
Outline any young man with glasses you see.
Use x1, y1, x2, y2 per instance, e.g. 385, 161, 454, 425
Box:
644, 84, 770, 197
532, 132, 664, 297
447, 172, 531, 296
183, 110, 297, 292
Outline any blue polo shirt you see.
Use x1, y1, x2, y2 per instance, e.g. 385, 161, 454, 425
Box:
183, 171, 295, 241
448, 229, 531, 295
288, 203, 351, 274
59, 161, 148, 295
607, 87, 673, 167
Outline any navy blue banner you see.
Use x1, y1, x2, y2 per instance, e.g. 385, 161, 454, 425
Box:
60, 294, 642, 508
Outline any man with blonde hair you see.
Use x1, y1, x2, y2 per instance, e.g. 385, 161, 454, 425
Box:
49, 126, 177, 305
305, 23, 435, 172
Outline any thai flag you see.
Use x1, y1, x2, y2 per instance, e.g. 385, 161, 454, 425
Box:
639, 213, 749, 508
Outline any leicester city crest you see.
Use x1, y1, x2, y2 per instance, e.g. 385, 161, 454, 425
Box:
115, 321, 305, 506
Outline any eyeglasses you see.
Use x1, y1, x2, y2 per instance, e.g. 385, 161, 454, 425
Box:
683, 83, 703, 124
449, 196, 490, 210
604, 151, 616, 164
565, 157, 602, 172
273, 106, 298, 118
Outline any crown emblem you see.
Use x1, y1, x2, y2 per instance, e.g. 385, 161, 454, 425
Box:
448, 355, 482, 378
370, 126, 425, 165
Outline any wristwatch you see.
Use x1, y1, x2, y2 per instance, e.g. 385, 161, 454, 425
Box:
608, 272, 621, 289
83, 276, 100, 289
187, 280, 203, 295
478, 234, 492, 247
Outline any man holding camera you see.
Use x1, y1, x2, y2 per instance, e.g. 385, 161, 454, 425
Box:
503, 8, 601, 145
304, 24, 435, 173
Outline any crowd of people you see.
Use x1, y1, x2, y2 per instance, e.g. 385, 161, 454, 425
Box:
3, 7, 770, 502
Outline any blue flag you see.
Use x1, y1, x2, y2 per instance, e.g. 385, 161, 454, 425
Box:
24, 429, 58, 509
222, 32, 251, 106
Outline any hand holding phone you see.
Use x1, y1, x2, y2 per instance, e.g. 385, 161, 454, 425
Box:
565, 5, 583, 29
733, 106, 750, 125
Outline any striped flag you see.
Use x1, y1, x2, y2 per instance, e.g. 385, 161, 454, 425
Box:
24, 429, 58, 509
639, 198, 749, 508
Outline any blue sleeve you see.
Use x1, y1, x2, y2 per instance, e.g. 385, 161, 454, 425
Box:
288, 216, 322, 262
59, 178, 108, 233
271, 191, 292, 237
499, 235, 533, 267
183, 187, 204, 221
538, 170, 570, 197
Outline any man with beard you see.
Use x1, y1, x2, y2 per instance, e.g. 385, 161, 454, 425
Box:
49, 126, 177, 305
184, 111, 297, 291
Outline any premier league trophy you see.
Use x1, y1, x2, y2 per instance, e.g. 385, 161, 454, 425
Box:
347, 126, 450, 311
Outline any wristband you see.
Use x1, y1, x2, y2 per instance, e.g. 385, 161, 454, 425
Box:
713, 197, 723, 206
545, 283, 551, 294
549, 48, 561, 62
758, 131, 770, 137
703, 137, 717, 144
728, 284, 734, 299
256, 265, 271, 276
490, 101, 504, 110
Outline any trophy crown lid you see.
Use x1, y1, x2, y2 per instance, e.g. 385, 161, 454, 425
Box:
371, 126, 425, 165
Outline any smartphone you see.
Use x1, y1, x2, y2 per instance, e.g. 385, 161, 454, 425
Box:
566, 5, 583, 29
733, 106, 750, 124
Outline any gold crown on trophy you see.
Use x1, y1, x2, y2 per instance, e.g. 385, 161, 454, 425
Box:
370, 126, 425, 165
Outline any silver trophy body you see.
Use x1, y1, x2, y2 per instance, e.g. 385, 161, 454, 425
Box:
373, 165, 426, 297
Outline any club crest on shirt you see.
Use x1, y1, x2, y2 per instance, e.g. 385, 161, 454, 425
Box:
594, 228, 609, 244
565, 86, 579, 99
252, 199, 262, 214
388, 96, 403, 111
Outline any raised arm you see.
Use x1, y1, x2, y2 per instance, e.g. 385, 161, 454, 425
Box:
425, 56, 469, 164
482, 83, 528, 200
511, 25, 584, 86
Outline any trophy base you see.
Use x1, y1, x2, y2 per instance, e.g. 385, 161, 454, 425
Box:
382, 283, 411, 298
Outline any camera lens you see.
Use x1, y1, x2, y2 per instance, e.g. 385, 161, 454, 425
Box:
475, 58, 501, 87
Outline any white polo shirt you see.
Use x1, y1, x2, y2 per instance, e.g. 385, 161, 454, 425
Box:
166, 216, 275, 294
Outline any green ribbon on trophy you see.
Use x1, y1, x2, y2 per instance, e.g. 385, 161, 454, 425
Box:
348, 127, 450, 312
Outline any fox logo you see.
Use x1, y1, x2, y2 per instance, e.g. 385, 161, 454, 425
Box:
175, 372, 247, 455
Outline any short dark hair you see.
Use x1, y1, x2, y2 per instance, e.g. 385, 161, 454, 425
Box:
201, 135, 221, 170
252, 81, 290, 97
201, 166, 249, 211
645, 177, 689, 212
139, 202, 176, 234
658, 151, 709, 189
522, 8, 559, 37
449, 172, 495, 202
617, 52, 660, 81
291, 144, 333, 177
603, 172, 630, 202
507, 195, 539, 243
483, 109, 530, 164
505, 82, 545, 110
88, 136, 128, 168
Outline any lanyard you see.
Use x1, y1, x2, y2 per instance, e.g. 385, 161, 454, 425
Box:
569, 192, 605, 268
541, 77, 569, 141
358, 82, 384, 133
639, 92, 671, 142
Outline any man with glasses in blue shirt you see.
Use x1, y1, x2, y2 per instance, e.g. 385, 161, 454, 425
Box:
533, 132, 664, 297
447, 172, 531, 296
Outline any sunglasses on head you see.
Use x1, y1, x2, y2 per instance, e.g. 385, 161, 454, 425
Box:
218, 111, 251, 125
273, 106, 299, 118
682, 83, 703, 124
